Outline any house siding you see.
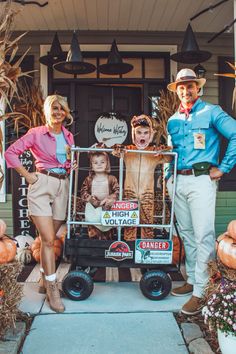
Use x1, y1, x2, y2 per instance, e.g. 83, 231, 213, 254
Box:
216, 192, 236, 235
1, 194, 13, 236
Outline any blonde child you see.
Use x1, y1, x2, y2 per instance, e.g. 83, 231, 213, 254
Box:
81, 151, 119, 240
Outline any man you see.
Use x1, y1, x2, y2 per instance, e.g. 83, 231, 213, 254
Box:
166, 68, 236, 315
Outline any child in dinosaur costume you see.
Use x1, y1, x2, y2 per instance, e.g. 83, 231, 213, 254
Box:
114, 115, 170, 241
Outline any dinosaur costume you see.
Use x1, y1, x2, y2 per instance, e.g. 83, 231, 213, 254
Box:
121, 115, 170, 241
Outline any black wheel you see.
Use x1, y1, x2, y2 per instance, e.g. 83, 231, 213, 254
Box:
139, 270, 172, 300
62, 270, 94, 301
140, 268, 151, 275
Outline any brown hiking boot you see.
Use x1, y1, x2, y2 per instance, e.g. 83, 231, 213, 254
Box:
38, 274, 46, 294
181, 295, 203, 315
171, 283, 193, 296
46, 280, 65, 313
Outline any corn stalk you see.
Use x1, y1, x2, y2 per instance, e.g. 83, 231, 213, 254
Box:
4, 81, 45, 141
0, 1, 36, 190
214, 61, 236, 112
150, 89, 180, 145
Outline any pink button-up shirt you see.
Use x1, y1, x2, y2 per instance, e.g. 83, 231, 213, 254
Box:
5, 125, 74, 171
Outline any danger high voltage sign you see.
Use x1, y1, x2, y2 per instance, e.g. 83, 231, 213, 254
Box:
101, 200, 140, 226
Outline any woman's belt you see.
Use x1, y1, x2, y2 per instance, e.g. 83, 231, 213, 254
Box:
37, 169, 68, 180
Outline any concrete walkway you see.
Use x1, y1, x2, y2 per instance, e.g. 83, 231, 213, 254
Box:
20, 281, 190, 354
22, 312, 188, 354
20, 281, 188, 315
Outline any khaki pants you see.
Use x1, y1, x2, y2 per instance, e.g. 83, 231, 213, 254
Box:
168, 174, 217, 297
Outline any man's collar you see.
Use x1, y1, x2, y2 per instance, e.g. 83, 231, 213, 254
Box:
179, 97, 201, 115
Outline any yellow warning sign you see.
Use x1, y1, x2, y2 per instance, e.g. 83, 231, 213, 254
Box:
101, 200, 140, 226
131, 211, 138, 218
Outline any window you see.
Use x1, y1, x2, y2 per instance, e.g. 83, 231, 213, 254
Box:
52, 52, 169, 81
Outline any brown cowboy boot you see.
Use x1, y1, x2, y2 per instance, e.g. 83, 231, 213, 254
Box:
45, 280, 65, 313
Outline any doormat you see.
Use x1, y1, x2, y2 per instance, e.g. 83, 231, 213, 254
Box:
17, 263, 35, 282
17, 259, 61, 283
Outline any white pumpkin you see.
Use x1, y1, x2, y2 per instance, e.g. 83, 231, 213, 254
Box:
16, 248, 32, 264
15, 234, 34, 249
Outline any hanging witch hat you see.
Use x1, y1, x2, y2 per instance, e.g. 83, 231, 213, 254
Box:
98, 39, 133, 75
39, 32, 66, 66
53, 31, 96, 74
170, 23, 212, 64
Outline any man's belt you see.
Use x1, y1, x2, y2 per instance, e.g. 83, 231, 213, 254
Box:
177, 169, 193, 175
37, 169, 68, 180
177, 162, 212, 177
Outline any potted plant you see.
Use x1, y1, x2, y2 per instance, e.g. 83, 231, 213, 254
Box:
202, 269, 236, 354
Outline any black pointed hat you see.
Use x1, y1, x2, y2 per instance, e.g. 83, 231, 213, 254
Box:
98, 40, 133, 75
170, 24, 212, 64
39, 33, 66, 66
53, 32, 96, 74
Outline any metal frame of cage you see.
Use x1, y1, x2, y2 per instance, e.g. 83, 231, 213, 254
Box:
66, 146, 178, 241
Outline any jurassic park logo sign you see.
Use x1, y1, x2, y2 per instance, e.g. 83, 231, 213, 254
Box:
105, 241, 133, 261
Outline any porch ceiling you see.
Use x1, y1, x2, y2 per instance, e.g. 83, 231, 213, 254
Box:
4, 0, 234, 34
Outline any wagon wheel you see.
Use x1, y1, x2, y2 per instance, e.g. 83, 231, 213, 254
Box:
139, 270, 172, 300
79, 266, 98, 277
140, 268, 151, 275
62, 270, 94, 301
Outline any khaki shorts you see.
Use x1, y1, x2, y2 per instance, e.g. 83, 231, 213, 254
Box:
27, 172, 69, 220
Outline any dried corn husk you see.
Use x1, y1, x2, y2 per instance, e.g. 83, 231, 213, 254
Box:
150, 90, 180, 145
0, 1, 38, 188
214, 61, 236, 112
4, 80, 45, 135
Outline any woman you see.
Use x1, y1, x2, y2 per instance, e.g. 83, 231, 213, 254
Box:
5, 94, 74, 313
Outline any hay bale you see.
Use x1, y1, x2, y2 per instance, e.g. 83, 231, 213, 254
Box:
203, 259, 236, 301
0, 261, 23, 339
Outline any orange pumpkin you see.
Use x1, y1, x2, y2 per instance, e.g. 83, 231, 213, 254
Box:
226, 220, 236, 240
0, 235, 17, 264
172, 235, 185, 264
31, 236, 62, 262
216, 233, 236, 269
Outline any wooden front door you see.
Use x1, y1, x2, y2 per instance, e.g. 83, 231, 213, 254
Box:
74, 84, 142, 188
53, 83, 142, 187
75, 85, 141, 147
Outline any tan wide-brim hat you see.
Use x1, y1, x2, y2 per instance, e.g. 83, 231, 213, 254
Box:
167, 68, 206, 92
